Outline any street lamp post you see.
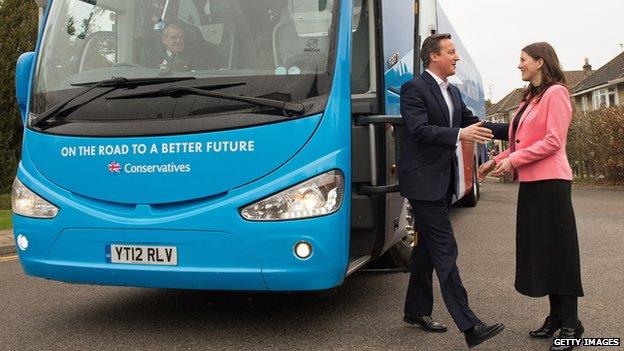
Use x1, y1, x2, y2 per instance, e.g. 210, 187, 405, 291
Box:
33, 0, 47, 28
413, 0, 420, 74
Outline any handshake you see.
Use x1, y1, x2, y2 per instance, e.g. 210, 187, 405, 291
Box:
459, 121, 493, 145
459, 121, 514, 180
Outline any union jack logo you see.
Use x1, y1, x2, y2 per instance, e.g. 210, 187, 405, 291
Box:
108, 161, 121, 173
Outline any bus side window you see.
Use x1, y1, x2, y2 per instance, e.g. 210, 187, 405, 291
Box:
351, 0, 370, 94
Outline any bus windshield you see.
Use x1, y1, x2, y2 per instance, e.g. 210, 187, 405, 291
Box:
30, 0, 339, 135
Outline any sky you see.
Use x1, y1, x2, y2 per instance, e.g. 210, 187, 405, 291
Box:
438, 0, 624, 102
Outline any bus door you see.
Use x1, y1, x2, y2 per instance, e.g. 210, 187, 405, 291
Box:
376, 0, 417, 263
360, 0, 438, 266
348, 0, 423, 271
349, 0, 386, 271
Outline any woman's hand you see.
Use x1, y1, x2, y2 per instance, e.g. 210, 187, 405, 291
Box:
492, 157, 513, 177
477, 160, 496, 181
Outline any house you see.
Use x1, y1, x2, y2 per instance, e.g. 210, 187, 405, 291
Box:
485, 88, 524, 125
572, 52, 624, 112
563, 58, 593, 91
485, 88, 524, 154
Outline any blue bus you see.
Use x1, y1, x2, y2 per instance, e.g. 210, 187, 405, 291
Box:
13, 0, 486, 291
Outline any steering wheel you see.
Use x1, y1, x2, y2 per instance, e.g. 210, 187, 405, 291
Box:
112, 62, 144, 68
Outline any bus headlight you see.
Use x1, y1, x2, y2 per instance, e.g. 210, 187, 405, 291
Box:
11, 178, 59, 219
240, 170, 344, 221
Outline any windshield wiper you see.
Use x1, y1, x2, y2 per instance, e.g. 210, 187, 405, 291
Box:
31, 76, 196, 128
107, 86, 306, 115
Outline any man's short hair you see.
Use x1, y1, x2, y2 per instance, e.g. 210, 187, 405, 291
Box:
420, 33, 452, 68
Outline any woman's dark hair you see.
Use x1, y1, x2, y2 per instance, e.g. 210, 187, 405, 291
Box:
420, 33, 452, 68
521, 42, 567, 102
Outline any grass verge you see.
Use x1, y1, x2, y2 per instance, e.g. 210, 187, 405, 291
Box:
0, 193, 10, 209
0, 210, 12, 231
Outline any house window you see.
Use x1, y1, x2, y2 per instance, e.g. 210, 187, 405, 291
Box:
593, 89, 606, 110
581, 95, 588, 112
608, 87, 618, 106
592, 87, 619, 110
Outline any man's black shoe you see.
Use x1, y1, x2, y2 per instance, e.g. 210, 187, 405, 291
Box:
403, 315, 448, 333
464, 321, 505, 348
550, 322, 584, 351
530, 316, 562, 338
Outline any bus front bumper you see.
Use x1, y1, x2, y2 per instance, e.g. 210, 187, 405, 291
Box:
14, 226, 348, 292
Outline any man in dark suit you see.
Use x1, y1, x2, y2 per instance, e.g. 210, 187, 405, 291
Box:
154, 21, 211, 71
399, 33, 509, 349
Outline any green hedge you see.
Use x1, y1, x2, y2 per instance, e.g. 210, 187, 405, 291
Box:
568, 105, 624, 184
0, 193, 10, 210
0, 0, 38, 193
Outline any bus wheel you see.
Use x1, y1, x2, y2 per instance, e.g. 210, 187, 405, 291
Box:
457, 159, 479, 207
389, 199, 417, 270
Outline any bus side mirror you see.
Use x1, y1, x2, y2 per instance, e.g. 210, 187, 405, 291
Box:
16, 51, 35, 122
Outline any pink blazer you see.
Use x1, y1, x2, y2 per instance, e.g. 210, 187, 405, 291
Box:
494, 84, 573, 182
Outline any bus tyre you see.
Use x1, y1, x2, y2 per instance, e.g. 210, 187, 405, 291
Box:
389, 199, 417, 270
457, 160, 479, 207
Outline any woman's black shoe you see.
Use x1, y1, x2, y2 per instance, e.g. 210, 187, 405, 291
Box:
529, 316, 562, 338
550, 322, 584, 351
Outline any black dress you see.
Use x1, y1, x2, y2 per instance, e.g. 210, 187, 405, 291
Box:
511, 102, 584, 298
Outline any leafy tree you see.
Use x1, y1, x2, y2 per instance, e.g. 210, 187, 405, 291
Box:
67, 16, 76, 36
0, 0, 38, 193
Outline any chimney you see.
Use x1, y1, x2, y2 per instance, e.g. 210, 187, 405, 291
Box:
582, 58, 592, 76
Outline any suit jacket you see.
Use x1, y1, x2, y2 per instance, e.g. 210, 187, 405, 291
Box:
399, 71, 508, 201
494, 84, 573, 182
151, 47, 211, 71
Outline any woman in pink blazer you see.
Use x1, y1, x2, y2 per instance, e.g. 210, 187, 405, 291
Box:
479, 42, 583, 351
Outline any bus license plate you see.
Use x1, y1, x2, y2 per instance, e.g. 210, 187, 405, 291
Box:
107, 245, 177, 266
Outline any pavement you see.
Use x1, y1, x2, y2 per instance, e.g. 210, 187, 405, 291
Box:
0, 179, 622, 350
0, 229, 15, 255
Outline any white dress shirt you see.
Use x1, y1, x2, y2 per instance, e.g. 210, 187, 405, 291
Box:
425, 69, 461, 144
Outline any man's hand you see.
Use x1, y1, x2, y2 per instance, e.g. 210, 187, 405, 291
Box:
459, 121, 493, 145
477, 160, 496, 181
492, 157, 513, 177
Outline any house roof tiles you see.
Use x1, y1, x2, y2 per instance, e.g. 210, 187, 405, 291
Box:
573, 51, 624, 93
486, 88, 524, 116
